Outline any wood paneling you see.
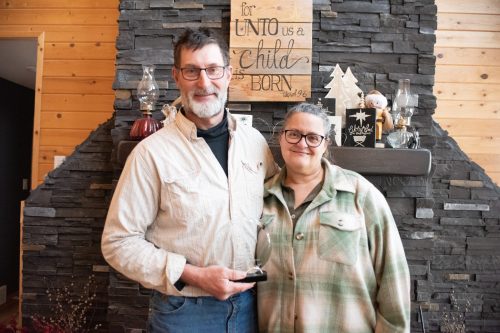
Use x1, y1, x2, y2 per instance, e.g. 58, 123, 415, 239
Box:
436, 31, 500, 48
435, 0, 500, 15
435, 118, 500, 136
0, 0, 118, 185
436, 65, 500, 84
40, 128, 94, 146
468, 153, 500, 172
0, 25, 118, 42
434, 100, 499, 119
434, 82, 499, 101
0, 0, 118, 8
45, 42, 116, 60
44, 59, 115, 77
39, 146, 77, 164
0, 9, 118, 25
37, 163, 53, 181
41, 111, 111, 129
435, 0, 500, 184
435, 47, 500, 66
42, 94, 115, 112
438, 13, 500, 31
42, 77, 114, 94
453, 136, 500, 154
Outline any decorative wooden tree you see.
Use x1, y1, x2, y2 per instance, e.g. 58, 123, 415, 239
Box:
342, 67, 363, 108
324, 64, 350, 127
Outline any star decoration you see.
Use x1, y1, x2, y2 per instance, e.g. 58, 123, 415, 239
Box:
349, 110, 371, 126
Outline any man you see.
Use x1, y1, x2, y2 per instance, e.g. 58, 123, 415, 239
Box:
101, 28, 278, 332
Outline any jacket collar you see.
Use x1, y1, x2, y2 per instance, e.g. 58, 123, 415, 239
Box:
265, 158, 357, 204
175, 108, 237, 140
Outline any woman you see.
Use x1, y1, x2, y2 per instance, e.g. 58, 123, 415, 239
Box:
257, 103, 410, 333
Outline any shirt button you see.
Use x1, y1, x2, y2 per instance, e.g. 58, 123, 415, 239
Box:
288, 272, 294, 280
295, 232, 304, 240
291, 214, 296, 219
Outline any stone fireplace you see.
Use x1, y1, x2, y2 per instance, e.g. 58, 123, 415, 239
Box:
21, 1, 500, 332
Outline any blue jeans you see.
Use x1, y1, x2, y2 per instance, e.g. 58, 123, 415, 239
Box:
147, 289, 257, 333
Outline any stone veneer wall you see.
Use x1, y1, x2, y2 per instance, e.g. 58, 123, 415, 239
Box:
21, 1, 500, 332
22, 119, 115, 331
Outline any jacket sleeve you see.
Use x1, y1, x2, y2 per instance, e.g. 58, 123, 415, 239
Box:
363, 185, 411, 333
101, 145, 186, 295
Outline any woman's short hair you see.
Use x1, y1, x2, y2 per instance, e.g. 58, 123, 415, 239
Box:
283, 102, 332, 138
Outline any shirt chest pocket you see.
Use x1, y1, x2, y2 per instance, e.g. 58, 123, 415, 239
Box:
161, 170, 203, 221
318, 212, 363, 266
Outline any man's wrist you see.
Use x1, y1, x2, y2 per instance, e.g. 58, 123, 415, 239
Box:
175, 260, 192, 291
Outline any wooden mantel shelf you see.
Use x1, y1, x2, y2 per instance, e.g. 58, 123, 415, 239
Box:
118, 140, 432, 176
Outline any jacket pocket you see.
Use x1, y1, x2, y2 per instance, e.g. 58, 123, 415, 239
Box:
318, 211, 362, 266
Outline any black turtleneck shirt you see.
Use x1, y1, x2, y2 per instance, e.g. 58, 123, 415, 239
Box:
196, 112, 229, 177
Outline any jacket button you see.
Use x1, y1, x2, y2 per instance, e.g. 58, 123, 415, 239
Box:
295, 232, 304, 240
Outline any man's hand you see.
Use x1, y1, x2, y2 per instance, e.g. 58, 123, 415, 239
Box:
180, 264, 254, 300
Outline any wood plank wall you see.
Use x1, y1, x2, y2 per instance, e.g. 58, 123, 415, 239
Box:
0, 0, 118, 187
434, 0, 500, 184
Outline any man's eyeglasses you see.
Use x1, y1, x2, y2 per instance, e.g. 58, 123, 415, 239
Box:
176, 66, 227, 81
282, 130, 327, 148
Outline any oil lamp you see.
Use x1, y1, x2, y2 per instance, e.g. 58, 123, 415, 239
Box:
386, 79, 418, 148
130, 64, 162, 140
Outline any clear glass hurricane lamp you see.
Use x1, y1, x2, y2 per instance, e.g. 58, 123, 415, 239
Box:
130, 64, 163, 140
387, 79, 419, 149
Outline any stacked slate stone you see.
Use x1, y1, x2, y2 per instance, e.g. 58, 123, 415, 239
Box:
21, 0, 500, 332
22, 119, 115, 331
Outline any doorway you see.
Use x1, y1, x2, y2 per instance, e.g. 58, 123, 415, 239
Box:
0, 36, 40, 319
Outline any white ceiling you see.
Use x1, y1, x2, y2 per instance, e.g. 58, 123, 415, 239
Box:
0, 39, 37, 90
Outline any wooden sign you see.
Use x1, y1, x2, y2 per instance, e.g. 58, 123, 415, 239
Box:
344, 108, 377, 148
229, 0, 313, 102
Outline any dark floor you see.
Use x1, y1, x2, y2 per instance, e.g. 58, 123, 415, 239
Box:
0, 293, 19, 328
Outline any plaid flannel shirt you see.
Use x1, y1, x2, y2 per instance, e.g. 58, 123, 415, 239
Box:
257, 159, 410, 333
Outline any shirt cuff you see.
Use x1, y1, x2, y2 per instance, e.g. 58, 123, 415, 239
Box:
165, 252, 187, 294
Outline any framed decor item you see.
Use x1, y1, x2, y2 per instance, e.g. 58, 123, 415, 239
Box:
344, 108, 376, 148
328, 115, 342, 146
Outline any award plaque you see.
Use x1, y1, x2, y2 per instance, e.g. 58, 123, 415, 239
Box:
233, 219, 272, 283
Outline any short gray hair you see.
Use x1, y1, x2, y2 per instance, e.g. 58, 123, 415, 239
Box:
283, 102, 332, 138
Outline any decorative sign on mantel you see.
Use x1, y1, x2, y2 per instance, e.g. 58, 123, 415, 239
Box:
344, 108, 376, 148
229, 0, 313, 102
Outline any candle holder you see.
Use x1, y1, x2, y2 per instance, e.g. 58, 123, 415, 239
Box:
130, 64, 163, 140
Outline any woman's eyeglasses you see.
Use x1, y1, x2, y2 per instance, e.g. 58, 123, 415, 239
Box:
176, 66, 227, 81
282, 130, 326, 148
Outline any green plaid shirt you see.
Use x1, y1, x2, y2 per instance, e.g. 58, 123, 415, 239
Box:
257, 159, 410, 333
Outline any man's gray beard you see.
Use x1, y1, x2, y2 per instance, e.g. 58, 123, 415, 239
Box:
183, 88, 227, 119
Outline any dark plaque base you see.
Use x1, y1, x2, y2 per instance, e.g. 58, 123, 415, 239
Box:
233, 271, 267, 283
